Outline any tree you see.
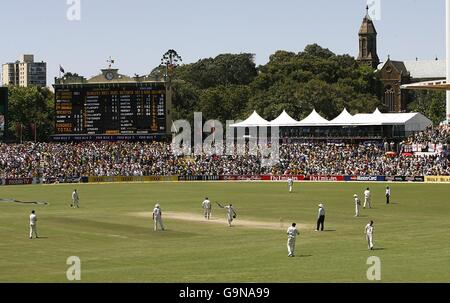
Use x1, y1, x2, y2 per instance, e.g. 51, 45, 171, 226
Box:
408, 90, 446, 125
174, 53, 257, 89
7, 86, 54, 141
247, 44, 383, 120
158, 44, 384, 125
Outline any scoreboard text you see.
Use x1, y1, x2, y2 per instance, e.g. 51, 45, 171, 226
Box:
55, 86, 166, 135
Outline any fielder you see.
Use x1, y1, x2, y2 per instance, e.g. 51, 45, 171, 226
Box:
152, 203, 165, 231
287, 177, 293, 193
71, 189, 80, 208
363, 187, 371, 209
385, 186, 391, 204
286, 223, 300, 257
202, 197, 212, 219
364, 220, 374, 250
217, 202, 236, 227
29, 210, 38, 239
354, 194, 361, 217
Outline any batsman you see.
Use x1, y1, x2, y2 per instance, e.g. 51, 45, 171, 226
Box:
216, 202, 236, 227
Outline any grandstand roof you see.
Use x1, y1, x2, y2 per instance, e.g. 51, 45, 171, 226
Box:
328, 108, 354, 125
297, 109, 330, 126
231, 109, 432, 132
269, 110, 299, 126
230, 111, 269, 127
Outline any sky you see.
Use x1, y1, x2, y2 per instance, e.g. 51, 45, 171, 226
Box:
0, 0, 445, 86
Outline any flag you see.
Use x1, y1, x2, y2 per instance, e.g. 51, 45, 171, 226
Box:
59, 65, 65, 73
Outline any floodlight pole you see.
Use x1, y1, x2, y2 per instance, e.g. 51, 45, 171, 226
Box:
160, 50, 182, 140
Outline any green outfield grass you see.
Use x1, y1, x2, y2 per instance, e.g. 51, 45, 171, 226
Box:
0, 181, 449, 282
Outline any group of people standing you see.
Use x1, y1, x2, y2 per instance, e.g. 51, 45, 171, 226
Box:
285, 181, 393, 256
151, 197, 237, 232
354, 186, 390, 217
26, 183, 391, 257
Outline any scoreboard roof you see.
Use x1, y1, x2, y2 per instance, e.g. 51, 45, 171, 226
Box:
54, 68, 165, 87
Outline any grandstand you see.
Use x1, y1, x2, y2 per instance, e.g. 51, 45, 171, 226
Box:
1, 125, 448, 184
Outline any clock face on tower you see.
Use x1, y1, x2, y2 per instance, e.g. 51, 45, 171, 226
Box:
105, 72, 114, 80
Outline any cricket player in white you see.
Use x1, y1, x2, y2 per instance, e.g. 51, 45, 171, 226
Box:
152, 203, 165, 231
202, 197, 212, 219
365, 220, 374, 250
363, 187, 371, 209
29, 210, 38, 239
71, 189, 80, 208
217, 203, 236, 227
354, 194, 361, 217
287, 177, 293, 193
286, 223, 300, 257
385, 186, 391, 204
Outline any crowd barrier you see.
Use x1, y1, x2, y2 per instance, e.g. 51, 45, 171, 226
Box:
87, 176, 178, 183
3, 175, 449, 186
0, 177, 41, 186
424, 176, 450, 183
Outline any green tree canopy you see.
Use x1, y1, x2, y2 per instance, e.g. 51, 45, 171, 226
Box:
407, 90, 446, 125
7, 86, 54, 141
169, 45, 384, 123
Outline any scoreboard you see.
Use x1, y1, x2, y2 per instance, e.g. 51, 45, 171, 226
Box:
55, 85, 166, 136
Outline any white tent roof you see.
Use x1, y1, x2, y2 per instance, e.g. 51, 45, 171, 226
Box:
351, 108, 385, 125
297, 109, 330, 125
329, 108, 354, 125
270, 110, 299, 126
230, 111, 269, 127
230, 108, 432, 132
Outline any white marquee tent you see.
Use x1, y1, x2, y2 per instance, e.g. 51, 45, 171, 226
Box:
269, 110, 299, 126
231, 108, 432, 133
231, 110, 269, 127
296, 109, 330, 126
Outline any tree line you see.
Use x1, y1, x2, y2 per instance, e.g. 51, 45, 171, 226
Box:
3, 44, 446, 141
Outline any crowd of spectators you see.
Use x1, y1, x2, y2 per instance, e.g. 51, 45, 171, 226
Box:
1, 126, 449, 180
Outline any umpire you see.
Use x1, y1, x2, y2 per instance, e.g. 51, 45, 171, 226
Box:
315, 203, 325, 231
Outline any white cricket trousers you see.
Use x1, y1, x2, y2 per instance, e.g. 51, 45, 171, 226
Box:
30, 224, 38, 238
289, 185, 292, 193
287, 238, 296, 256
355, 204, 360, 216
227, 214, 233, 227
154, 217, 164, 231
73, 199, 80, 208
364, 197, 371, 208
366, 234, 374, 249
204, 208, 211, 219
